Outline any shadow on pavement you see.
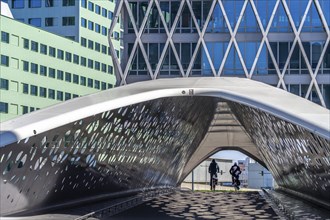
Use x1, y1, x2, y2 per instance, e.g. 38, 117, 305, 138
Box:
111, 191, 279, 220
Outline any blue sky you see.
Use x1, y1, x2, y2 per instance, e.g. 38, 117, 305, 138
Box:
211, 150, 248, 162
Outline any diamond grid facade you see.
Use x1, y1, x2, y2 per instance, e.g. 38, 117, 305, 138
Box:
109, 0, 330, 108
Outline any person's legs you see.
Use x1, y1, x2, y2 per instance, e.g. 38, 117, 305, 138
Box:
210, 173, 213, 186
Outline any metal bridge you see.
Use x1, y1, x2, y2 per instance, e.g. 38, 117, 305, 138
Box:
0, 77, 329, 216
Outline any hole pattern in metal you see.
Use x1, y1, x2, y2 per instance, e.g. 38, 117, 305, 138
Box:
229, 101, 330, 204
0, 97, 216, 215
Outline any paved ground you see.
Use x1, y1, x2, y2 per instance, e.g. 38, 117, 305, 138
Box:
111, 190, 281, 220
181, 183, 261, 192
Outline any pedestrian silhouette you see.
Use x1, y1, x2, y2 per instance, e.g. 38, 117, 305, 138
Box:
230, 162, 241, 190
208, 159, 219, 190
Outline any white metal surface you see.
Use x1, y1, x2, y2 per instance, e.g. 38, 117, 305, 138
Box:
1, 77, 329, 147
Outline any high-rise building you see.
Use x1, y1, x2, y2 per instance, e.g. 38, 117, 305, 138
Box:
0, 0, 122, 122
110, 0, 330, 108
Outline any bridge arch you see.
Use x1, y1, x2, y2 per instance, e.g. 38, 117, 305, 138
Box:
0, 78, 329, 215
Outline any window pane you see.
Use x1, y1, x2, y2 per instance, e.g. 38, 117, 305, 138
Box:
45, 0, 54, 7
48, 89, 55, 99
30, 85, 38, 96
1, 55, 9, 66
31, 63, 38, 74
0, 102, 8, 113
49, 68, 55, 78
40, 44, 47, 54
31, 41, 38, 52
45, 17, 54, 26
57, 49, 64, 59
88, 2, 94, 11
12, 0, 24, 8
81, 0, 87, 8
28, 18, 41, 27
65, 72, 71, 82
0, 79, 9, 90
40, 87, 47, 97
57, 91, 63, 100
23, 38, 29, 49
62, 17, 75, 26
1, 32, 9, 43
29, 0, 41, 8
63, 0, 75, 6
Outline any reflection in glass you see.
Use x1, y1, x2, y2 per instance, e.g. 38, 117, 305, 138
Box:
223, 44, 244, 75
222, 0, 244, 30
207, 3, 226, 33
239, 2, 259, 32
287, 0, 308, 28
302, 2, 324, 32
254, 0, 277, 29
270, 1, 291, 32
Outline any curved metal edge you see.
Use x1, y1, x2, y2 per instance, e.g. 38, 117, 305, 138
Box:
1, 79, 329, 147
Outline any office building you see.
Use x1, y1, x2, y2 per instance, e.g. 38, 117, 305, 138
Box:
0, 0, 122, 122
111, 0, 330, 108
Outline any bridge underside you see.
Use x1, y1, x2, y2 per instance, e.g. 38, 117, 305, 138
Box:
0, 78, 329, 216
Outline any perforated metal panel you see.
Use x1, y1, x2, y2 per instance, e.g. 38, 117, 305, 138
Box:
0, 97, 216, 215
229, 101, 330, 203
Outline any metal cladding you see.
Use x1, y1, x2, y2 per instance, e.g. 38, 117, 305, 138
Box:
0, 97, 216, 216
0, 78, 329, 215
229, 101, 330, 204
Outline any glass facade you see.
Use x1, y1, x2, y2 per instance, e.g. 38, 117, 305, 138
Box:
112, 0, 330, 108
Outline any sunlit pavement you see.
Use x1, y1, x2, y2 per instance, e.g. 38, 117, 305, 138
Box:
180, 183, 261, 192
111, 190, 280, 220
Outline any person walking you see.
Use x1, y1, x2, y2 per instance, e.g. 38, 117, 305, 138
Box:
208, 159, 219, 190
230, 162, 241, 190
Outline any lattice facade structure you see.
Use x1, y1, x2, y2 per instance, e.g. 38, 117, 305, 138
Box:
109, 0, 330, 108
